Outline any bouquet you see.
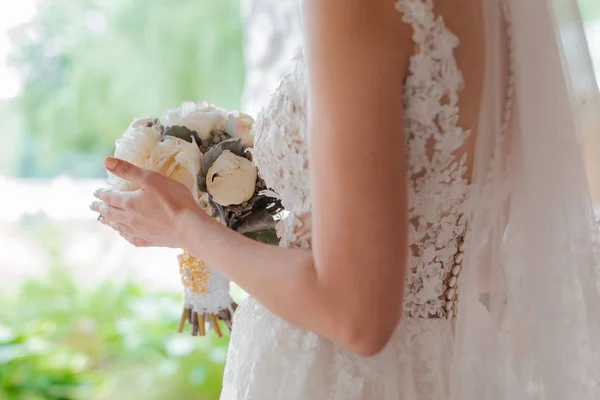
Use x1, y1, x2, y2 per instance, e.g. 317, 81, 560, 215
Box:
108, 101, 282, 337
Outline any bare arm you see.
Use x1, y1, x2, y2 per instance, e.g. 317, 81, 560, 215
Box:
184, 0, 411, 355
96, 0, 412, 356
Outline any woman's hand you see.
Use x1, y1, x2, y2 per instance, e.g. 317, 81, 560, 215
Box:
90, 157, 201, 249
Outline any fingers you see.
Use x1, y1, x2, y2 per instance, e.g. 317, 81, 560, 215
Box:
90, 201, 131, 225
122, 234, 152, 248
97, 216, 133, 235
105, 157, 168, 192
93, 188, 132, 210
94, 211, 151, 248
105, 157, 149, 187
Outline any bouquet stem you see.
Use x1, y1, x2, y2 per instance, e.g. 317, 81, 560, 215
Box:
198, 313, 206, 336
177, 306, 236, 337
177, 308, 189, 333
177, 250, 237, 337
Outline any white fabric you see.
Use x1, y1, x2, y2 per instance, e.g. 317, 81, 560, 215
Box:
220, 0, 600, 398
182, 267, 233, 315
222, 1, 469, 398
451, 0, 600, 399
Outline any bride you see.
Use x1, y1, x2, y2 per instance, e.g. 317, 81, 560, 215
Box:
91, 0, 600, 398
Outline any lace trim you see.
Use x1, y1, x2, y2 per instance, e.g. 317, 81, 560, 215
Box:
249, 60, 310, 215
395, 0, 471, 319
395, 0, 515, 319
249, 0, 514, 320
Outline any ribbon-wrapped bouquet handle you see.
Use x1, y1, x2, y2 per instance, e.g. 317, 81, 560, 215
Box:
108, 101, 282, 337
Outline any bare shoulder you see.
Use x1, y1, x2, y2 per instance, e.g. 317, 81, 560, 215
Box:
301, 0, 414, 49
300, 0, 485, 67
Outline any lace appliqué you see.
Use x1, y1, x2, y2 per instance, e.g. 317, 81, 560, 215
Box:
220, 1, 483, 398
251, 1, 471, 318
396, 0, 469, 319
222, 297, 453, 400
248, 58, 312, 250
250, 58, 309, 214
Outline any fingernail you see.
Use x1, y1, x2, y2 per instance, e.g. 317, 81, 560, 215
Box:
105, 158, 119, 170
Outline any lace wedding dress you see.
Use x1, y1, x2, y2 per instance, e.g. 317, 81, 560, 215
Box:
219, 2, 486, 398
220, 0, 600, 398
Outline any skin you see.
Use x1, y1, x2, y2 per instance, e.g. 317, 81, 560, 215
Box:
92, 0, 413, 356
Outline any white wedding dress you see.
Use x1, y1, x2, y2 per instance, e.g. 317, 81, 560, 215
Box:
220, 0, 600, 399
220, 1, 485, 399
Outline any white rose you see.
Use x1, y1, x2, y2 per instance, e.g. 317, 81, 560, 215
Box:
109, 122, 162, 191
162, 101, 227, 141
224, 111, 254, 148
206, 150, 257, 206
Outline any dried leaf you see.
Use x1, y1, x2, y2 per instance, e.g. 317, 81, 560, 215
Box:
162, 125, 201, 146
234, 210, 276, 234
208, 197, 229, 225
243, 229, 280, 245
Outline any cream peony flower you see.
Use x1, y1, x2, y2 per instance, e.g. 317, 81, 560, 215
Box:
146, 137, 202, 202
206, 150, 257, 206
162, 101, 227, 141
109, 118, 202, 201
224, 111, 254, 148
109, 118, 162, 191
129, 117, 157, 129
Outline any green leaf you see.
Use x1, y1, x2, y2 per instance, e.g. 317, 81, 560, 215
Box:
243, 229, 280, 245
162, 125, 201, 145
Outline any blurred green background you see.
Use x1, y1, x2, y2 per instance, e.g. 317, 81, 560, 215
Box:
0, 251, 229, 400
0, 0, 244, 179
0, 0, 244, 399
1, 1, 599, 179
0, 1, 599, 400
581, 1, 600, 22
